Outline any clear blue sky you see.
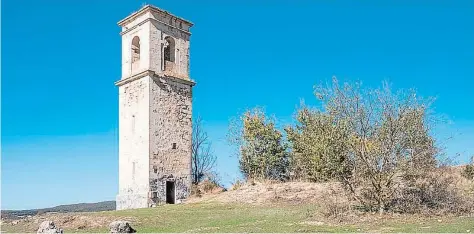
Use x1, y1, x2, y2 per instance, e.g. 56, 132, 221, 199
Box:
2, 0, 473, 210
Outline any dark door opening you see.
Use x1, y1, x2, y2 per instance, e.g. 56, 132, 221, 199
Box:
166, 181, 175, 204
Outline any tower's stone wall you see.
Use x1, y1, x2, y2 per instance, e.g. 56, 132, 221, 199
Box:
148, 76, 193, 205
116, 76, 150, 210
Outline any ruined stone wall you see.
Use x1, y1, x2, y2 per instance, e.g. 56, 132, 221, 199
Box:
148, 75, 193, 205
116, 76, 150, 210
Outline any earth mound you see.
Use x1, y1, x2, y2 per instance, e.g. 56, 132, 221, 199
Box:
188, 181, 345, 205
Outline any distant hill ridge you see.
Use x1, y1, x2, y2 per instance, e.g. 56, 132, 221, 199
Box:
1, 201, 115, 219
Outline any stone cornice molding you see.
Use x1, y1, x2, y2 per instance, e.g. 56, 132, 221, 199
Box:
115, 70, 196, 87
118, 5, 193, 33
119, 17, 192, 36
115, 70, 153, 87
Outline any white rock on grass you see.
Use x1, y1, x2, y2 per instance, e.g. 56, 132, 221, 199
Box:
37, 221, 63, 234
109, 221, 136, 233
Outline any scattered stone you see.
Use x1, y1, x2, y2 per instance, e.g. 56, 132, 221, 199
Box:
109, 221, 136, 233
301, 221, 325, 226
37, 221, 63, 233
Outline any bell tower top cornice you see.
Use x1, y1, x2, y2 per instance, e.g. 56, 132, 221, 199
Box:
118, 5, 193, 36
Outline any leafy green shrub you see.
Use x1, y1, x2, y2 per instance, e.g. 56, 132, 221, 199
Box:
286, 106, 351, 182
229, 108, 289, 181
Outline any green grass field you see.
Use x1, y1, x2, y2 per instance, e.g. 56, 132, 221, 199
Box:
2, 202, 473, 233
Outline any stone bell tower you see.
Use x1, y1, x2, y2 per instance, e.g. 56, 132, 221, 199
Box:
115, 5, 195, 210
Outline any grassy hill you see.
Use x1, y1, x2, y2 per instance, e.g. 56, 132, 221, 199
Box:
2, 202, 473, 233
2, 181, 474, 233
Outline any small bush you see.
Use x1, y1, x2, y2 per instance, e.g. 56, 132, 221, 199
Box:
231, 179, 244, 191
391, 169, 474, 215
190, 177, 225, 197
190, 184, 202, 197
462, 164, 474, 180
321, 200, 352, 223
202, 179, 222, 193
320, 189, 353, 223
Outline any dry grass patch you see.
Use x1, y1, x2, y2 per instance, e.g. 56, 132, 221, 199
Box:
191, 181, 345, 205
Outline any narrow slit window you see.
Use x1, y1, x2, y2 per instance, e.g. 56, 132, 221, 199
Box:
131, 115, 135, 133
132, 162, 136, 180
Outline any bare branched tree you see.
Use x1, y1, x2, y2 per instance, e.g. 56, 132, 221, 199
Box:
314, 77, 440, 213
192, 116, 217, 184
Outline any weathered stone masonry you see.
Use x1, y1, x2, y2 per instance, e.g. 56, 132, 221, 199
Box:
149, 76, 193, 206
115, 5, 195, 210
